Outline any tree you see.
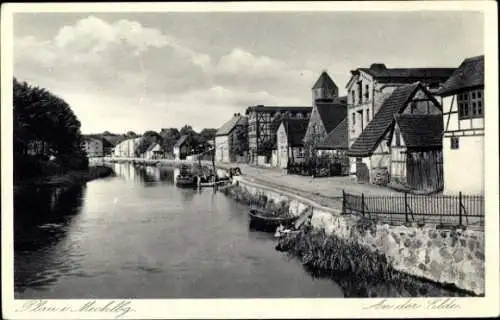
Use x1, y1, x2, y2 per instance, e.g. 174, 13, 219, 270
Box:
126, 131, 138, 138
159, 128, 181, 154
135, 131, 162, 156
180, 125, 196, 136
13, 77, 87, 180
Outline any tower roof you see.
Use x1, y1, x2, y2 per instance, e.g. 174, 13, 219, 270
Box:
312, 71, 338, 91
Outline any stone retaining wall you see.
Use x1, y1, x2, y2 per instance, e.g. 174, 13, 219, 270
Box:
232, 176, 485, 296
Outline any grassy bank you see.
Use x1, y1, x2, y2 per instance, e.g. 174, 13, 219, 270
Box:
15, 165, 115, 189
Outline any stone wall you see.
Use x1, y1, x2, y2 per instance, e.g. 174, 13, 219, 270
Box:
232, 177, 485, 296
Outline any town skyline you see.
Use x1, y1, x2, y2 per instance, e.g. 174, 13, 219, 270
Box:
14, 11, 483, 134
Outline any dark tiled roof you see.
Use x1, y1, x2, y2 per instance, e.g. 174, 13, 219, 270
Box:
174, 135, 189, 148
394, 114, 443, 148
312, 71, 338, 90
347, 82, 422, 157
438, 55, 484, 96
215, 115, 247, 136
349, 63, 456, 86
315, 99, 347, 133
317, 117, 348, 150
281, 118, 309, 147
245, 105, 312, 115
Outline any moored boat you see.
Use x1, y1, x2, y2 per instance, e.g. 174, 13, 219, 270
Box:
248, 208, 298, 232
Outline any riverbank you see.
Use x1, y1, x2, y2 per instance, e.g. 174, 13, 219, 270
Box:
14, 165, 115, 190
222, 177, 484, 297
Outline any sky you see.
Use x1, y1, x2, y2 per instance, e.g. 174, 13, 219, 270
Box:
13, 11, 484, 134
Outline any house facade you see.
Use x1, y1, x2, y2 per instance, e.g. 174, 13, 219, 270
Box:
389, 114, 443, 191
245, 105, 312, 165
304, 72, 347, 156
275, 118, 308, 169
143, 143, 165, 159
113, 137, 142, 158
173, 135, 191, 160
316, 118, 350, 175
347, 82, 442, 186
438, 55, 484, 195
346, 63, 455, 173
214, 113, 248, 163
83, 136, 104, 157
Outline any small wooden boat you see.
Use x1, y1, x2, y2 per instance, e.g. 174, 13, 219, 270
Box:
248, 208, 298, 231
175, 171, 197, 188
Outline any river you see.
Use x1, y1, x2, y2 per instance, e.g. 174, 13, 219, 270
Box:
14, 163, 467, 299
14, 163, 345, 299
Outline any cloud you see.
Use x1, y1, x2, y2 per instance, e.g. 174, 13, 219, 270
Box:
14, 15, 316, 134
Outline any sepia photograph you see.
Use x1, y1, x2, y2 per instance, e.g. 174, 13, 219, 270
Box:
1, 1, 499, 319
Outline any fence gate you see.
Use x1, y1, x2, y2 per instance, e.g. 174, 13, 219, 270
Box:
406, 150, 443, 191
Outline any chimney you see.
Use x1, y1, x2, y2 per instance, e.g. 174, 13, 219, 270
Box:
370, 63, 387, 72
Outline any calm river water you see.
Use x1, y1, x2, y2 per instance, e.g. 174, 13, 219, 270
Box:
14, 163, 466, 299
14, 163, 345, 299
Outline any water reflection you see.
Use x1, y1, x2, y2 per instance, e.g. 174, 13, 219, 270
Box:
14, 185, 86, 292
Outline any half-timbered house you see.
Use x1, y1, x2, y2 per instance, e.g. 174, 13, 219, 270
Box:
316, 117, 350, 175
437, 55, 484, 194
245, 105, 312, 165
346, 63, 455, 173
347, 82, 442, 185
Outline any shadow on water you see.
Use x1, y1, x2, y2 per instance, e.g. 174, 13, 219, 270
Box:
300, 259, 472, 298
14, 184, 86, 292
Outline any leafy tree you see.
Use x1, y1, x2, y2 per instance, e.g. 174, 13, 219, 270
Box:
180, 125, 196, 136
159, 128, 181, 154
135, 130, 162, 156
13, 77, 87, 180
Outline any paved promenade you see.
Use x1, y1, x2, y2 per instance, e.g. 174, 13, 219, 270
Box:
216, 162, 402, 210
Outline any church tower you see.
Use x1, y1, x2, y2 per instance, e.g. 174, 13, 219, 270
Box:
312, 71, 338, 102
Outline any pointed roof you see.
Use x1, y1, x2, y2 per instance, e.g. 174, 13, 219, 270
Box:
312, 71, 338, 91
215, 114, 247, 136
174, 135, 189, 148
280, 118, 309, 147
438, 55, 484, 96
315, 96, 347, 133
393, 114, 443, 148
347, 82, 439, 157
316, 117, 348, 150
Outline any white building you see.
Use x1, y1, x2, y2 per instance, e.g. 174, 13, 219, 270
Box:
83, 136, 103, 157
438, 55, 484, 195
214, 113, 247, 163
275, 118, 308, 169
113, 137, 142, 158
143, 143, 165, 159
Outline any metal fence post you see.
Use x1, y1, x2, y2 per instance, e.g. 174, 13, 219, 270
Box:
342, 189, 346, 214
361, 192, 365, 218
404, 192, 408, 223
459, 191, 463, 226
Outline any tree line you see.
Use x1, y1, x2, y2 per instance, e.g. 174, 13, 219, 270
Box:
13, 78, 88, 181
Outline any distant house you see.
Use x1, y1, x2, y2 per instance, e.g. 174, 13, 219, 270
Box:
245, 105, 312, 165
113, 137, 142, 158
346, 63, 455, 173
316, 118, 350, 175
437, 55, 484, 195
83, 136, 104, 157
143, 143, 165, 159
173, 135, 190, 160
303, 71, 347, 154
275, 118, 309, 169
347, 82, 442, 187
389, 114, 443, 191
215, 113, 248, 163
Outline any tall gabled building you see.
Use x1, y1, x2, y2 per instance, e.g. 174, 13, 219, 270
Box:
304, 71, 347, 154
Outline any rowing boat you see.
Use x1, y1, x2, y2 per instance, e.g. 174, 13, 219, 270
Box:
248, 208, 298, 231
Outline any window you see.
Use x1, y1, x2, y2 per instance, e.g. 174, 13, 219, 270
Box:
451, 136, 459, 149
357, 82, 362, 103
351, 90, 355, 105
458, 89, 484, 119
352, 112, 356, 126
366, 109, 370, 122
364, 84, 369, 101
